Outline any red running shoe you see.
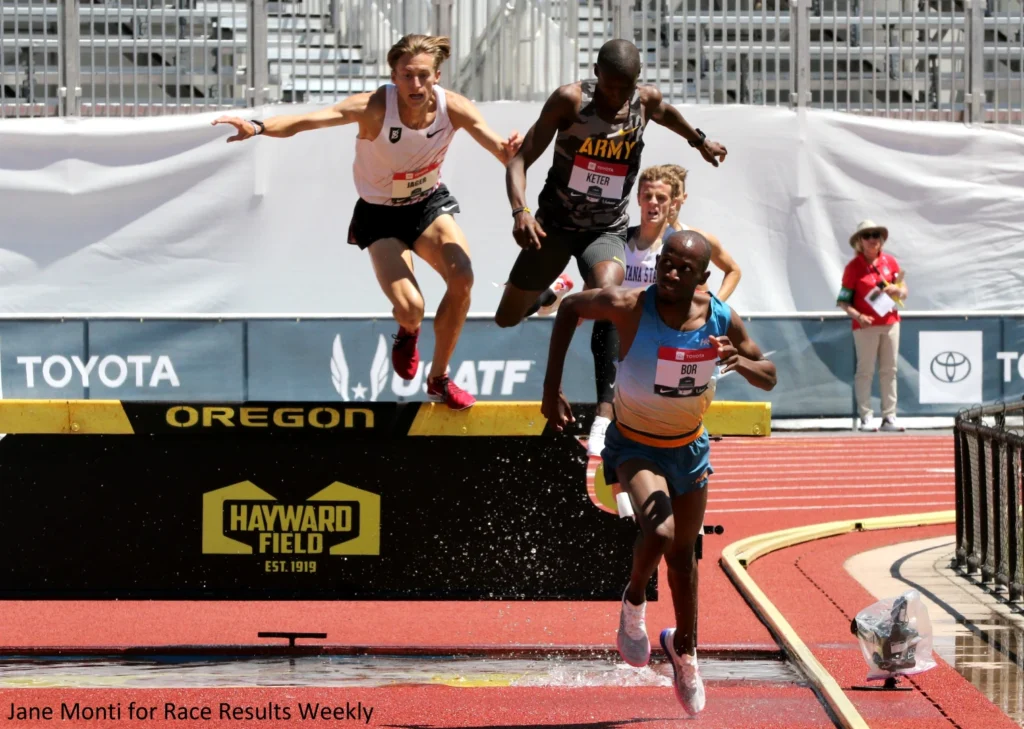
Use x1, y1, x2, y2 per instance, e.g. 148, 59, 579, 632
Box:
391, 326, 420, 381
426, 374, 476, 410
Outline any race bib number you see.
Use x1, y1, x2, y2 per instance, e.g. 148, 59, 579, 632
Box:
568, 155, 628, 200
392, 161, 440, 202
654, 347, 718, 398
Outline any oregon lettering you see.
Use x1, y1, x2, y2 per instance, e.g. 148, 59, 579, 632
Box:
203, 481, 381, 556
576, 137, 638, 160
166, 405, 374, 430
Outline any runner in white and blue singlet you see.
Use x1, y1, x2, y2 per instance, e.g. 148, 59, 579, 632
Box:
582, 165, 681, 456
540, 230, 777, 718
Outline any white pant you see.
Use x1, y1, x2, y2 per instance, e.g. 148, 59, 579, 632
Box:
853, 322, 900, 420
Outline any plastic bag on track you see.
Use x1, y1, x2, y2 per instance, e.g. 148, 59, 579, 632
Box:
851, 588, 936, 682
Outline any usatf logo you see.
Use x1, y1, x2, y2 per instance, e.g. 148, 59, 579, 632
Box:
202, 481, 381, 556
330, 334, 532, 401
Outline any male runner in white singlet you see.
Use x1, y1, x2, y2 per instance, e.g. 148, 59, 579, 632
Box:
213, 34, 521, 410
664, 164, 742, 301
540, 230, 776, 717
622, 166, 679, 291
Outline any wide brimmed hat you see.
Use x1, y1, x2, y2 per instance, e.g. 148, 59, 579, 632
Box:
849, 220, 889, 248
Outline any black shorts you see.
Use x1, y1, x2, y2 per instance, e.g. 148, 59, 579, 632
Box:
347, 185, 460, 250
506, 225, 626, 291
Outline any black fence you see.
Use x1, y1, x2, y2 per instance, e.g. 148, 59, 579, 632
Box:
954, 399, 1024, 600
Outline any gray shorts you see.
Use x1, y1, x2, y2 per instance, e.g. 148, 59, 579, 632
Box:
506, 227, 626, 291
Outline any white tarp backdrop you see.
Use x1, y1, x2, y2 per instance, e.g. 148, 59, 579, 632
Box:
2, 103, 1023, 315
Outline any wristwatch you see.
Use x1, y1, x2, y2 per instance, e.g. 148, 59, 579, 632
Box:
688, 128, 707, 148
249, 119, 265, 135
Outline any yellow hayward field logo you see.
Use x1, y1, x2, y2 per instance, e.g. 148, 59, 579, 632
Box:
202, 481, 380, 556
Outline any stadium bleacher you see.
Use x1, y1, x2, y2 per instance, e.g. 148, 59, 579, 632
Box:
1, 0, 1021, 120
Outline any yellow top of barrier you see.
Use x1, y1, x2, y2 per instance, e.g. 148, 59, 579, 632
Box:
0, 400, 770, 436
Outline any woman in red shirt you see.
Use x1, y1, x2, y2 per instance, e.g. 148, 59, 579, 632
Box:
836, 220, 908, 432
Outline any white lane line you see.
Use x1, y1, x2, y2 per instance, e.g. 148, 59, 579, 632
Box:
706, 501, 953, 514
708, 490, 951, 504
710, 475, 951, 484
710, 483, 952, 494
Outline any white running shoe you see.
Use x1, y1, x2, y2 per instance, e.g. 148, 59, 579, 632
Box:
660, 628, 706, 717
880, 416, 905, 432
537, 273, 574, 316
859, 415, 877, 432
588, 415, 611, 457
616, 588, 651, 667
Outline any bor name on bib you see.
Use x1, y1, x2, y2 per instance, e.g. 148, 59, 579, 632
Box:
654, 347, 717, 398
569, 156, 628, 200
392, 161, 440, 203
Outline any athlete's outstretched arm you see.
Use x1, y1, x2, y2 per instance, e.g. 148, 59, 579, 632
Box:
446, 93, 522, 165
506, 85, 577, 250
691, 226, 741, 300
211, 90, 379, 142
642, 86, 727, 168
542, 287, 639, 431
710, 309, 776, 391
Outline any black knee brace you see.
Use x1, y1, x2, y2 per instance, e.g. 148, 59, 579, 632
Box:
592, 319, 619, 405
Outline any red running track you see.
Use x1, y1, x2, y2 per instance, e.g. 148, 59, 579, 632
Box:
1, 433, 989, 729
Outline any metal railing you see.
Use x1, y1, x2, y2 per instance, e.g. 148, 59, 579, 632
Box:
2, 0, 1022, 121
954, 398, 1024, 602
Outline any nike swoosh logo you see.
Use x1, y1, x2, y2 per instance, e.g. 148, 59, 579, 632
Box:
717, 350, 776, 379
608, 126, 640, 138
440, 203, 457, 212
426, 128, 447, 138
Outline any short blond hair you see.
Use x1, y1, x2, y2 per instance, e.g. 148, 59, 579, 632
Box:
662, 164, 688, 195
387, 34, 452, 71
637, 165, 682, 199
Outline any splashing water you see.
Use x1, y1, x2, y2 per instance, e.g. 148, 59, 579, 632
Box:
0, 654, 802, 689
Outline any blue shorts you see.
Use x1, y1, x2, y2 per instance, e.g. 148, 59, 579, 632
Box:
601, 423, 713, 497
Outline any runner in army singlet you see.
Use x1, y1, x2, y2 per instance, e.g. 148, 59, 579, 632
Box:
496, 38, 728, 451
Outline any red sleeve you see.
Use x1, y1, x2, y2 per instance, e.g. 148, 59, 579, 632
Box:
889, 254, 901, 274
841, 260, 858, 290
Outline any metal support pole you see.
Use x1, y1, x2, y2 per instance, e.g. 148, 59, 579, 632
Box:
965, 0, 984, 123
60, 0, 81, 116
611, 0, 633, 41
434, 0, 454, 38
329, 0, 343, 33
248, 0, 268, 108
789, 0, 810, 108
